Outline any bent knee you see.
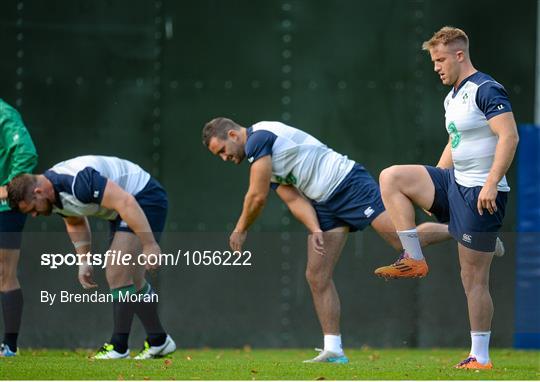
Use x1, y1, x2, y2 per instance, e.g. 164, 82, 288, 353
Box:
0, 257, 18, 271
379, 166, 413, 196
305, 268, 332, 291
379, 166, 401, 186
460, 269, 489, 290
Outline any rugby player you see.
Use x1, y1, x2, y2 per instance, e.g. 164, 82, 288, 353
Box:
0, 99, 38, 357
374, 26, 519, 369
7, 155, 176, 359
202, 118, 452, 363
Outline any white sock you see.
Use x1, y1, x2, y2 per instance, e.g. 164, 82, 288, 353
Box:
470, 331, 491, 364
324, 334, 343, 355
397, 228, 424, 260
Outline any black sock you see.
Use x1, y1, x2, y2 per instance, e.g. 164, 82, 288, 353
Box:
1, 288, 23, 350
110, 300, 135, 354
135, 283, 166, 346
109, 284, 138, 354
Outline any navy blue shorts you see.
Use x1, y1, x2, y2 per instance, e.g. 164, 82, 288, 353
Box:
425, 166, 507, 252
109, 177, 168, 243
0, 209, 27, 249
312, 163, 385, 232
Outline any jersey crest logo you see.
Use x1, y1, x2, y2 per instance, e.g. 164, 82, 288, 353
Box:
447, 121, 461, 149
275, 172, 297, 185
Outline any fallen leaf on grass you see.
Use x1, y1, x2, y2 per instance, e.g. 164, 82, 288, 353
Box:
368, 353, 380, 361
164, 359, 173, 366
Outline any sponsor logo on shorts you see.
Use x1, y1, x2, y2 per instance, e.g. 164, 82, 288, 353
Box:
462, 233, 472, 243
364, 206, 375, 218
93, 191, 100, 198
248, 156, 254, 163
119, 220, 128, 228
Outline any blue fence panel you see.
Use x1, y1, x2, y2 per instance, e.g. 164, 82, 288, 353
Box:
515, 124, 540, 349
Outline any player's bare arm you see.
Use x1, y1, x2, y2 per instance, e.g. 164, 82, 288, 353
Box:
63, 216, 96, 289
64, 216, 91, 252
230, 155, 272, 251
276, 184, 325, 256
436, 137, 453, 169
100, 179, 161, 268
477, 112, 519, 215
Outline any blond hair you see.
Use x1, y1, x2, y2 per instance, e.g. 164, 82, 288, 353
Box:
422, 26, 469, 51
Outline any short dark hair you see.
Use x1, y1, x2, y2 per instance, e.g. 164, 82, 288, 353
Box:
202, 117, 242, 147
7, 174, 37, 210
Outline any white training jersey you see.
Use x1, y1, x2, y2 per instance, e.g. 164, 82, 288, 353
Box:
245, 121, 355, 202
444, 71, 512, 191
44, 155, 150, 219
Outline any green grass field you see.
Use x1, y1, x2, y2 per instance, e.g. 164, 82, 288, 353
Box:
1, 348, 539, 380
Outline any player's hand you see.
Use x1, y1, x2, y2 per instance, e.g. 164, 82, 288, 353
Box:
310, 230, 326, 256
0, 186, 7, 199
229, 231, 247, 252
142, 242, 162, 270
78, 262, 97, 289
477, 182, 498, 215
